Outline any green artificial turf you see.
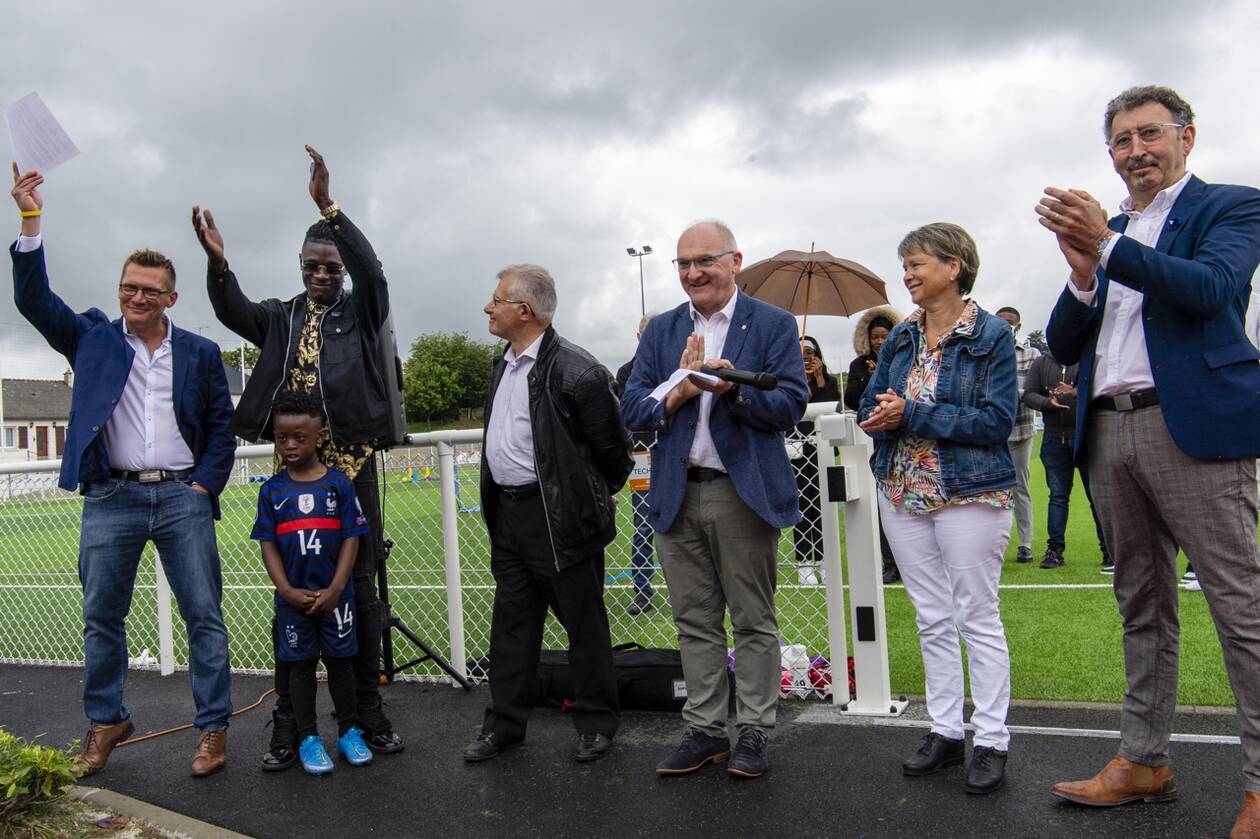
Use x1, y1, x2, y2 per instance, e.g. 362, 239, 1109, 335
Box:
0, 435, 1248, 708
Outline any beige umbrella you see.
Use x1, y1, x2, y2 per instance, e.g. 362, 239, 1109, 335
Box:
736, 245, 889, 336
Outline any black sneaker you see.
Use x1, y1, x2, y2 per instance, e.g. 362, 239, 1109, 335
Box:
727, 728, 769, 779
1040, 548, 1065, 569
358, 703, 405, 755
882, 562, 901, 584
655, 728, 730, 775
1015, 546, 1034, 563
902, 732, 965, 776
261, 709, 297, 772
1100, 559, 1115, 575
964, 745, 1008, 794
627, 592, 655, 616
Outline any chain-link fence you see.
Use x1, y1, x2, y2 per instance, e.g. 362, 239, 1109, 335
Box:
0, 409, 855, 702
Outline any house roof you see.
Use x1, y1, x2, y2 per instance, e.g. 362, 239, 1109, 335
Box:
2, 378, 73, 421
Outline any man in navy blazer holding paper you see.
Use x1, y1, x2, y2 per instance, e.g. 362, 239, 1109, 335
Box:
622, 220, 807, 780
9, 165, 235, 779
1037, 86, 1260, 836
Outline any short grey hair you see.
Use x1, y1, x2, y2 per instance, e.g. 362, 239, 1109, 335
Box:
680, 219, 738, 251
897, 222, 980, 296
638, 309, 660, 333
1103, 85, 1195, 140
497, 263, 557, 322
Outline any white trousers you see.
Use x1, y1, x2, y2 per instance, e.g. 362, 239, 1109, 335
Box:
879, 496, 1013, 749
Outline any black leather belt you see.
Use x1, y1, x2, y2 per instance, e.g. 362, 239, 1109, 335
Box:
686, 467, 728, 483
110, 468, 194, 484
1092, 388, 1160, 412
498, 482, 540, 500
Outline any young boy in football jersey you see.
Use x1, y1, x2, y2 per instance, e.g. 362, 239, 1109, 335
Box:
251, 391, 373, 775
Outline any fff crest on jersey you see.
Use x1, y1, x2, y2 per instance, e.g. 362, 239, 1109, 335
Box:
298, 493, 315, 514
325, 490, 337, 513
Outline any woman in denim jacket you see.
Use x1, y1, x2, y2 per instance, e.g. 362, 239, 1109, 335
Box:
858, 223, 1017, 795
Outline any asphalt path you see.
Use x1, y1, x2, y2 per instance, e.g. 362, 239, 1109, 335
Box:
0, 663, 1247, 838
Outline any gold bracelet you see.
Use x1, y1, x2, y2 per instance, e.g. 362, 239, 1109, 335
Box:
320, 201, 340, 222
19, 210, 42, 218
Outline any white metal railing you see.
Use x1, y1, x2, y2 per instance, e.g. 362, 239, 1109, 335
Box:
0, 414, 892, 708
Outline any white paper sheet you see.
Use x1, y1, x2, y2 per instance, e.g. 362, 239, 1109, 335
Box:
647, 367, 721, 402
6, 93, 80, 174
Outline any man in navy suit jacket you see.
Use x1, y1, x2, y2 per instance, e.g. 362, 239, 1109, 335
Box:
1037, 87, 1260, 834
10, 166, 235, 779
622, 221, 807, 780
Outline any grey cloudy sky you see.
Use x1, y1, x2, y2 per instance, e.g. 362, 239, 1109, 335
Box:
2, 0, 1257, 382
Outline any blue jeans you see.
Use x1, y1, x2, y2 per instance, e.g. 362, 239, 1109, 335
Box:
79, 479, 232, 730
1040, 435, 1107, 556
630, 490, 656, 597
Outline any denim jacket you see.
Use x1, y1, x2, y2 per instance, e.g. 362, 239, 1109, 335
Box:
858, 303, 1017, 497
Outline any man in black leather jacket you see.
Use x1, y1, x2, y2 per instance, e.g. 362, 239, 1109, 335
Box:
192, 146, 406, 769
464, 263, 633, 764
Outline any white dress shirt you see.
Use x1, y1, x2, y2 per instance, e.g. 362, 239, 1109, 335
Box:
646, 288, 740, 471
106, 317, 195, 472
14, 232, 194, 471
1068, 171, 1193, 397
485, 333, 544, 486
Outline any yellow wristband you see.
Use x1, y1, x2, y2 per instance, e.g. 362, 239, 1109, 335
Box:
19, 210, 41, 218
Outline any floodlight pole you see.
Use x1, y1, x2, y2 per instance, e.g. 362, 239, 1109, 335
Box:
627, 246, 653, 317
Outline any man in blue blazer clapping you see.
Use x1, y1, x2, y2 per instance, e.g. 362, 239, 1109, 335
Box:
10, 165, 236, 779
622, 220, 807, 780
1038, 86, 1260, 835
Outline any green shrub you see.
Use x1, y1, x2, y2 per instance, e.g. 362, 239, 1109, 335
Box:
0, 728, 78, 821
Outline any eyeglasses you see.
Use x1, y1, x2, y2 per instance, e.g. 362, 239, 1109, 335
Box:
118, 283, 171, 301
672, 250, 735, 273
488, 295, 529, 309
301, 261, 345, 277
1107, 123, 1184, 152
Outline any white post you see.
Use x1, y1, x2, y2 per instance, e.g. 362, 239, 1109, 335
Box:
817, 424, 850, 707
817, 412, 906, 716
436, 440, 468, 685
153, 553, 175, 676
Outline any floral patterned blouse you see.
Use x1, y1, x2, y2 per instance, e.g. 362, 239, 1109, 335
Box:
876, 301, 1013, 515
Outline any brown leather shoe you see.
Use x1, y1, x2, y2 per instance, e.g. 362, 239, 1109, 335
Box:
190, 729, 227, 778
73, 719, 135, 777
1052, 755, 1177, 806
1232, 791, 1260, 838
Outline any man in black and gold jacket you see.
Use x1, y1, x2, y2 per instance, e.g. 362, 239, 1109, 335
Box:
193, 145, 406, 769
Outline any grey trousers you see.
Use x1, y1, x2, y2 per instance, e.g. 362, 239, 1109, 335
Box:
655, 476, 780, 736
1008, 436, 1034, 549
1087, 405, 1260, 791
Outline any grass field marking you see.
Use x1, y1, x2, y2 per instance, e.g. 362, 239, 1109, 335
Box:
795, 710, 1243, 746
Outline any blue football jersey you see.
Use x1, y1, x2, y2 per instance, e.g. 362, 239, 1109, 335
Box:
251, 468, 369, 604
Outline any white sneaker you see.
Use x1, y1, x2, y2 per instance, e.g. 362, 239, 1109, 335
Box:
1182, 569, 1197, 582
1183, 579, 1202, 592
797, 566, 820, 586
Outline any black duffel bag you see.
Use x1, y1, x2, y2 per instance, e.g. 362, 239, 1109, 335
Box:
537, 643, 691, 711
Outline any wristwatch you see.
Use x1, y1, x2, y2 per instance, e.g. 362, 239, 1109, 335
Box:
320, 201, 341, 222
1095, 231, 1115, 257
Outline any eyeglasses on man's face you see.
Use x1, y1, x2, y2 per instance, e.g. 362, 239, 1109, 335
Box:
1107, 123, 1183, 153
301, 261, 345, 277
118, 283, 171, 302
488, 295, 529, 309
672, 250, 735, 273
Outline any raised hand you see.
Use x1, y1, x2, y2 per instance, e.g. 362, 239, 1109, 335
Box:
11, 163, 43, 211
306, 145, 333, 211
1036, 187, 1110, 251
191, 206, 227, 272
